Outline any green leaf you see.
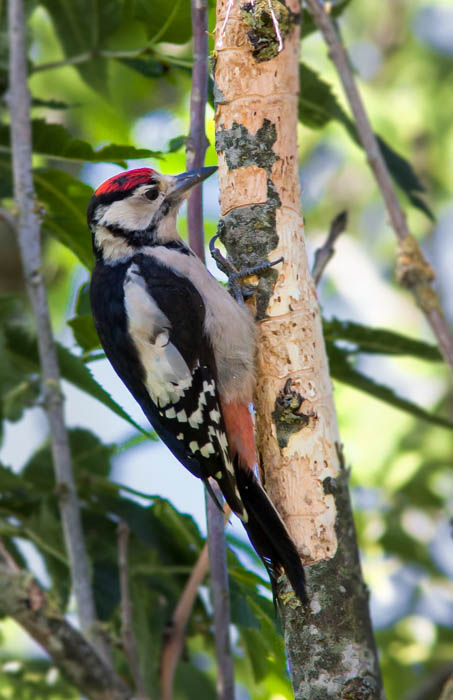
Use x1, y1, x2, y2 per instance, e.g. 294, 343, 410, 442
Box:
0, 657, 80, 698
94, 142, 163, 165
232, 585, 287, 684
2, 378, 41, 422
377, 136, 434, 221
229, 578, 261, 630
327, 344, 453, 429
323, 318, 443, 361
34, 168, 94, 269
298, 62, 350, 129
24, 428, 114, 490
379, 514, 440, 575
3, 322, 148, 434
68, 314, 101, 353
18, 428, 120, 610
301, 0, 353, 40
0, 120, 162, 165
0, 462, 29, 491
94, 494, 203, 561
74, 282, 91, 315
168, 135, 187, 153
92, 560, 121, 621
298, 63, 434, 219
241, 627, 272, 683
31, 97, 72, 109
174, 664, 216, 700
119, 56, 168, 78
39, 0, 123, 90
135, 0, 192, 45
0, 299, 36, 434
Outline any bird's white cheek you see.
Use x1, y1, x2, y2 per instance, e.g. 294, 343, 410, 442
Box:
99, 199, 154, 231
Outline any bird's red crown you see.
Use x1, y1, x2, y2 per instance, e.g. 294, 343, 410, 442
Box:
95, 168, 155, 196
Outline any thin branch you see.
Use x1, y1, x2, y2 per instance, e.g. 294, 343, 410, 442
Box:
7, 0, 107, 658
117, 523, 147, 699
186, 0, 210, 258
31, 48, 193, 74
0, 207, 17, 230
205, 484, 235, 700
0, 541, 132, 700
312, 210, 348, 285
305, 0, 453, 371
160, 504, 232, 700
31, 51, 94, 73
439, 676, 453, 700
186, 2, 235, 697
405, 664, 453, 700
160, 543, 209, 700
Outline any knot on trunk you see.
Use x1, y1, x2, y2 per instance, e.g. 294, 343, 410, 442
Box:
272, 378, 316, 449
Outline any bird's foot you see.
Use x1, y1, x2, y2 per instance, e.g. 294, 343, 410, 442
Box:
209, 234, 283, 304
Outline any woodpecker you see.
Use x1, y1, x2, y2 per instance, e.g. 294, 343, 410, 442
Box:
87, 166, 306, 604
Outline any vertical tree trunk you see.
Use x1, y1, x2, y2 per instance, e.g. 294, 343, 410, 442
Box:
213, 1, 384, 697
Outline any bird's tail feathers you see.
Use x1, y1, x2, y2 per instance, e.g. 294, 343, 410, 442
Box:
234, 465, 307, 606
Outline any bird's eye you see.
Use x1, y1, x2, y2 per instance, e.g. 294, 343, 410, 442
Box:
146, 187, 159, 201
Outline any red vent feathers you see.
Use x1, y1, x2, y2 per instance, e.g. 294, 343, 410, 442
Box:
95, 168, 155, 196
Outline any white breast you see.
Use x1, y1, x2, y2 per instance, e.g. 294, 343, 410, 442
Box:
123, 264, 193, 407
144, 246, 256, 404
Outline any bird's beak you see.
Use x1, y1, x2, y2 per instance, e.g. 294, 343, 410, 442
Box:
166, 166, 217, 201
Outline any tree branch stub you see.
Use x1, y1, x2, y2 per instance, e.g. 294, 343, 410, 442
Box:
0, 542, 132, 700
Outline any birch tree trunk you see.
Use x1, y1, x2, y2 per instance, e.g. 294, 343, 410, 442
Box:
213, 1, 384, 697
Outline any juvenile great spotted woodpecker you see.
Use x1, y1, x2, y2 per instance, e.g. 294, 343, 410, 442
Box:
87, 166, 306, 604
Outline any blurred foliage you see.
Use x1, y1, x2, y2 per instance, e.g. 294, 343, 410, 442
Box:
0, 0, 451, 699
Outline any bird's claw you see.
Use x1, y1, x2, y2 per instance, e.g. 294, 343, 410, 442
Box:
209, 234, 283, 305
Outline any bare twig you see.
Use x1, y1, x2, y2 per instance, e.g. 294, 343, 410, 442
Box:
0, 207, 17, 230
31, 48, 193, 74
7, 0, 106, 657
186, 0, 210, 258
186, 2, 235, 697
117, 523, 147, 698
160, 543, 209, 700
160, 504, 232, 700
0, 540, 131, 700
312, 210, 348, 285
305, 0, 453, 371
205, 483, 235, 700
440, 676, 453, 700
405, 664, 453, 700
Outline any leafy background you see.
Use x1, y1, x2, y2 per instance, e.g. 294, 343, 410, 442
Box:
0, 0, 452, 698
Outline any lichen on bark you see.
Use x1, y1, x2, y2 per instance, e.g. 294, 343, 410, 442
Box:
240, 0, 298, 62
280, 451, 384, 699
216, 119, 279, 171
216, 119, 282, 318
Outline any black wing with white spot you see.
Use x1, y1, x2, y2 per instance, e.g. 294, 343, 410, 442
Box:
110, 252, 246, 518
